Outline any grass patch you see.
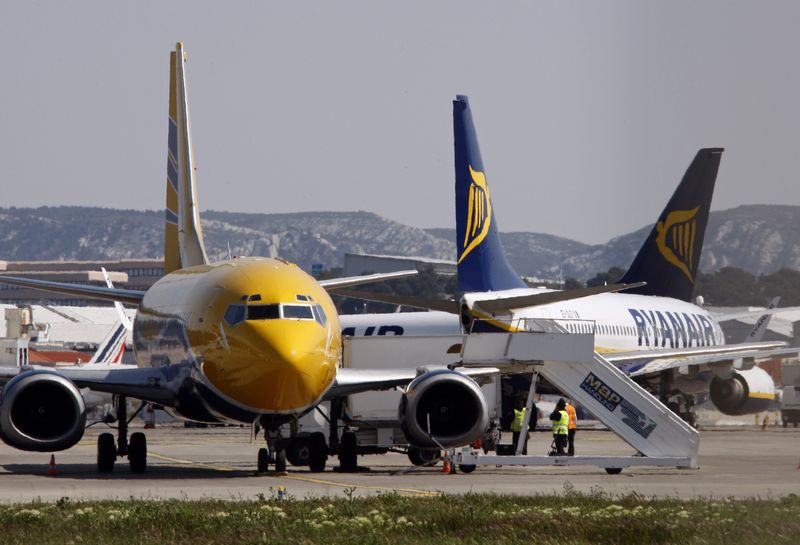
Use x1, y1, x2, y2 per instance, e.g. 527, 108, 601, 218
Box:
0, 491, 797, 545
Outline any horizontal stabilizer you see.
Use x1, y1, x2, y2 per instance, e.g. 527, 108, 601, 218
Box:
319, 270, 418, 290
328, 288, 459, 313
0, 275, 145, 305
471, 282, 646, 314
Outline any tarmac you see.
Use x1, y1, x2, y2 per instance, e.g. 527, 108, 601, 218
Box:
0, 425, 797, 502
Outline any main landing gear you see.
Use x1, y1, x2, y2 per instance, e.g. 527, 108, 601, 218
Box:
257, 430, 330, 474
96, 395, 147, 474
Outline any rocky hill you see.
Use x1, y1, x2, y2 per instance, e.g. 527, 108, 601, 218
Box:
0, 205, 797, 280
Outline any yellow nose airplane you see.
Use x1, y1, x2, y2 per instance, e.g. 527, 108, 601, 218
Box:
0, 43, 494, 474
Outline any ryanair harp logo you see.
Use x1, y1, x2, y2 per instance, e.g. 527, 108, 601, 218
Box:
458, 166, 492, 264
655, 206, 700, 283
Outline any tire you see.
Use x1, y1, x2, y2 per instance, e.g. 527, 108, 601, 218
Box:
257, 447, 269, 473
338, 431, 358, 471
308, 432, 327, 473
286, 438, 310, 466
459, 464, 476, 474
407, 447, 440, 466
128, 432, 147, 473
605, 467, 622, 475
275, 449, 287, 473
97, 433, 116, 473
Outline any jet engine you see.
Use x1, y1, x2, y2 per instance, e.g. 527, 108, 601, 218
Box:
0, 371, 86, 452
709, 367, 777, 416
399, 369, 489, 448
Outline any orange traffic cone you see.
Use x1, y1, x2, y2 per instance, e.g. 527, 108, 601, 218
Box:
441, 455, 451, 474
47, 455, 58, 476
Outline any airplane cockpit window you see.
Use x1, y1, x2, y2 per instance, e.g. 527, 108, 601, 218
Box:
312, 304, 327, 326
282, 305, 314, 320
296, 294, 314, 302
249, 294, 262, 302
248, 304, 280, 320
224, 304, 246, 326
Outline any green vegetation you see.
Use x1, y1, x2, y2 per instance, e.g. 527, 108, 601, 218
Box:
0, 492, 797, 545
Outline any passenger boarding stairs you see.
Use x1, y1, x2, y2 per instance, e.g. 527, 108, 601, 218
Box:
458, 319, 699, 469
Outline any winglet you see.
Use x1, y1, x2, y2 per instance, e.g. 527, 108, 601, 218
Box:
164, 42, 208, 274
453, 95, 526, 293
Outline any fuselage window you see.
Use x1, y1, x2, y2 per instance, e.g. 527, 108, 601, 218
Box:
224, 304, 246, 326
248, 304, 280, 320
282, 304, 314, 320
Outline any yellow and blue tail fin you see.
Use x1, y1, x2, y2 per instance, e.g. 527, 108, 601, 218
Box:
618, 148, 723, 302
453, 95, 526, 292
164, 42, 208, 274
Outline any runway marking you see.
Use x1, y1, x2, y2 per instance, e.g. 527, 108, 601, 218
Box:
148, 452, 439, 497
148, 452, 237, 472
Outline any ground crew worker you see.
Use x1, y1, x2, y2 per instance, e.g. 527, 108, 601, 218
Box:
511, 399, 529, 454
565, 400, 577, 456
549, 398, 569, 455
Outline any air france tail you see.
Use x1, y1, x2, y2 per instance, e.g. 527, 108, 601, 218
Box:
164, 42, 209, 274
618, 148, 723, 302
453, 95, 526, 293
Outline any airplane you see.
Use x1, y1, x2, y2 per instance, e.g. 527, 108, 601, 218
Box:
333, 95, 799, 422
0, 43, 522, 475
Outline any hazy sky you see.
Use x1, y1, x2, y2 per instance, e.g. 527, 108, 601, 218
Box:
1, 2, 798, 244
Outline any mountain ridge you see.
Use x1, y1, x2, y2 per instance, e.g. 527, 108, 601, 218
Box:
0, 204, 797, 280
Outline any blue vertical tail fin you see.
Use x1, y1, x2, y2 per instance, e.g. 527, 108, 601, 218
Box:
618, 148, 724, 301
453, 95, 526, 292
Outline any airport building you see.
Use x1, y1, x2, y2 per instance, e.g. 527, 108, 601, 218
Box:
0, 259, 163, 306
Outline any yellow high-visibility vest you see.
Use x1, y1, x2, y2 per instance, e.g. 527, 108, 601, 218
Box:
552, 410, 569, 436
511, 408, 528, 432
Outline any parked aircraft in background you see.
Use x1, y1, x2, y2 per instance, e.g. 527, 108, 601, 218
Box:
335, 95, 798, 420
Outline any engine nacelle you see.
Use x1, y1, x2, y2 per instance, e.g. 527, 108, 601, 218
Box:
0, 371, 86, 452
709, 367, 777, 416
399, 369, 489, 448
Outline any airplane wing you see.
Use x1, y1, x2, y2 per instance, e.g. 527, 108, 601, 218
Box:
331, 282, 646, 315
471, 282, 646, 313
0, 275, 144, 305
318, 270, 418, 290
328, 289, 459, 313
0, 364, 176, 404
325, 366, 499, 398
604, 343, 799, 377
711, 306, 800, 322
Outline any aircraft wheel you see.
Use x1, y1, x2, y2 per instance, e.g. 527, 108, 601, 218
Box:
407, 447, 440, 466
338, 431, 358, 471
605, 467, 622, 475
286, 438, 310, 466
308, 432, 327, 473
459, 464, 476, 474
274, 448, 287, 473
97, 433, 116, 473
128, 432, 147, 473
257, 448, 269, 473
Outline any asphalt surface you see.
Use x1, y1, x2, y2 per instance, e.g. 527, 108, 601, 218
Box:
0, 425, 797, 502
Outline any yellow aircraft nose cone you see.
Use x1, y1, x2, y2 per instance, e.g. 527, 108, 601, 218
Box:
203, 320, 335, 412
